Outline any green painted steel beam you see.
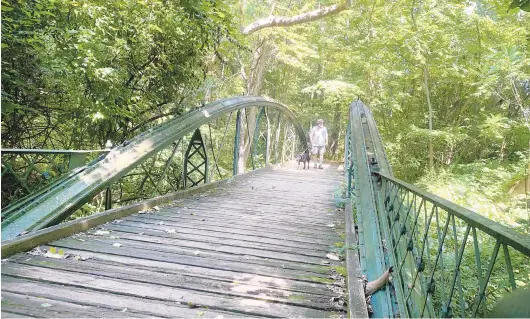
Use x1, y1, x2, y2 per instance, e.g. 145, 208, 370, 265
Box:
348, 101, 393, 318
1, 96, 307, 241
1, 149, 110, 154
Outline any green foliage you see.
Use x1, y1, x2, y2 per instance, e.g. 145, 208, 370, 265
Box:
418, 159, 529, 233
1, 0, 234, 149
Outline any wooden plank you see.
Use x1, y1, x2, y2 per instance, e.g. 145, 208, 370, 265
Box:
2, 164, 349, 318
53, 234, 338, 272
134, 213, 340, 240
30, 246, 335, 295
98, 224, 329, 258
127, 214, 338, 244
1, 167, 270, 258
9, 256, 338, 310
71, 229, 326, 264
2, 264, 337, 318
156, 204, 340, 227
1, 312, 36, 318
2, 277, 251, 318
0, 291, 143, 318
115, 218, 332, 250
47, 239, 334, 280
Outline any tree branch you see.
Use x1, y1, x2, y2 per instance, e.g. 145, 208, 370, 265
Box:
242, 1, 351, 35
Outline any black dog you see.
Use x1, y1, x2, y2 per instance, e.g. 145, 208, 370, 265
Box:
295, 148, 311, 169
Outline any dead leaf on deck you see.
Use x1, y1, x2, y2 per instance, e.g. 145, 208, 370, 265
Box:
326, 253, 340, 261
326, 223, 335, 228
197, 311, 205, 316
28, 247, 46, 256
193, 251, 201, 255
41, 303, 52, 308
73, 255, 92, 261
45, 247, 69, 259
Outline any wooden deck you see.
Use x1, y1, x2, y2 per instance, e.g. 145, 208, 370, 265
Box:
1, 163, 349, 318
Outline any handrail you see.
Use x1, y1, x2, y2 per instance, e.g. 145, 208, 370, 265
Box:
1, 96, 306, 241
377, 171, 530, 256
344, 99, 529, 318
1, 149, 110, 154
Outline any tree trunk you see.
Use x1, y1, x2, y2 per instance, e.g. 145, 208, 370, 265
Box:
237, 40, 272, 173
423, 65, 434, 170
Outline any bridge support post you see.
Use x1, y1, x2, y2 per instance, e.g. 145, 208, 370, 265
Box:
105, 187, 112, 210
344, 121, 352, 198
184, 128, 208, 188
274, 113, 282, 164
233, 110, 241, 176
265, 109, 271, 167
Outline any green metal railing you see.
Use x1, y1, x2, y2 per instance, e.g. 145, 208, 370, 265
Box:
1, 149, 110, 210
379, 173, 530, 317
345, 99, 530, 317
1, 96, 305, 241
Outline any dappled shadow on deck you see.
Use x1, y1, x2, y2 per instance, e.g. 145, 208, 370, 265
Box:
1, 162, 347, 318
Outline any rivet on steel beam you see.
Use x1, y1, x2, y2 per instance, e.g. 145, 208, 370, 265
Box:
427, 279, 436, 294
407, 239, 413, 251
416, 256, 425, 272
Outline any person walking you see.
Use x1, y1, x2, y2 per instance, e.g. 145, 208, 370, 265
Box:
310, 119, 328, 169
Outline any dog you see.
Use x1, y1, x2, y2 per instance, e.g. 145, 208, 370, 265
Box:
295, 148, 311, 169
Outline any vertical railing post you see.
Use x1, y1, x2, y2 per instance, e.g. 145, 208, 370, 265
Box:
265, 109, 271, 167
105, 186, 112, 210
345, 120, 352, 197
281, 125, 288, 162
233, 109, 241, 176
251, 107, 265, 170
290, 125, 296, 160
274, 113, 282, 164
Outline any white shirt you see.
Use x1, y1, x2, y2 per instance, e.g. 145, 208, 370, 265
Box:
310, 126, 328, 146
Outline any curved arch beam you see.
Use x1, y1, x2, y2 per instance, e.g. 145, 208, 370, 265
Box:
1, 96, 307, 241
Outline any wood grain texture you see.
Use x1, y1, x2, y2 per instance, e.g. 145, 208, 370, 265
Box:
2, 163, 351, 318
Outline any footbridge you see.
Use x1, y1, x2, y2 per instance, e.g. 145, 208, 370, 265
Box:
1, 97, 529, 318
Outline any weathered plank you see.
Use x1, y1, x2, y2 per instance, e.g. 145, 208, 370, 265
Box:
1, 163, 349, 318
2, 277, 251, 318
46, 239, 333, 279
2, 263, 334, 317
115, 218, 333, 250
8, 256, 338, 310
0, 291, 144, 318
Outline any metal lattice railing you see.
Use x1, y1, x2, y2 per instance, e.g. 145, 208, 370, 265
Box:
1, 149, 109, 210
344, 99, 530, 318
1, 96, 307, 241
379, 173, 530, 317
